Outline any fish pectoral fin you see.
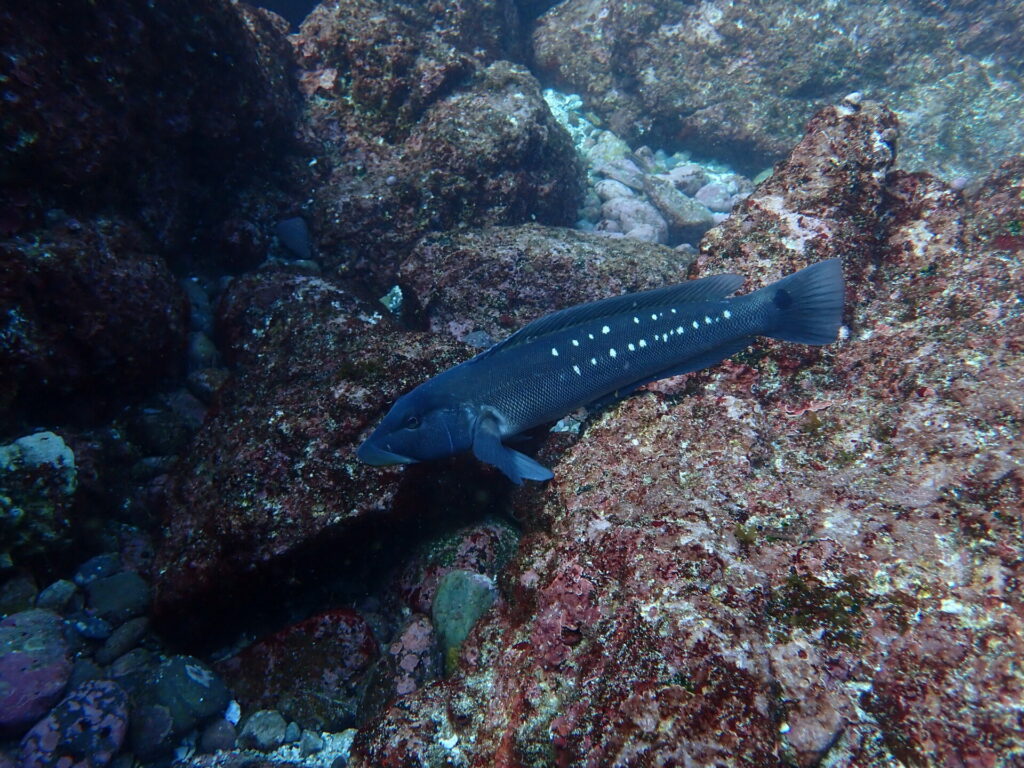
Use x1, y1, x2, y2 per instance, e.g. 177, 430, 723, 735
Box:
472, 414, 553, 485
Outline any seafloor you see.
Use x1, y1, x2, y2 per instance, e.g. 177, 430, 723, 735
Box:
1, 1, 1022, 767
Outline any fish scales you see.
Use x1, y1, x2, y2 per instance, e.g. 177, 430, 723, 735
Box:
358, 259, 844, 484
448, 295, 758, 432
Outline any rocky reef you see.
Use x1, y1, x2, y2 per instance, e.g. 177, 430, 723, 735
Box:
1, 1, 1022, 767
533, 0, 1024, 181
344, 99, 1024, 768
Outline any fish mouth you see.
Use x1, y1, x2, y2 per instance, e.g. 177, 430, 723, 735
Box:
356, 440, 417, 466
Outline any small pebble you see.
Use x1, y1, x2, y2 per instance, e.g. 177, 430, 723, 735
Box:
74, 554, 122, 586
73, 615, 113, 640
300, 730, 325, 756
96, 617, 148, 665
35, 579, 78, 613
284, 721, 301, 743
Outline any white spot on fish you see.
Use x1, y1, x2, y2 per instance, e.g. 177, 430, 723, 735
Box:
628, 343, 635, 351
705, 316, 713, 324
551, 347, 559, 357
572, 339, 579, 346
639, 339, 647, 348
692, 320, 699, 329
588, 333, 595, 340
591, 357, 597, 365
662, 333, 668, 342
609, 348, 617, 358
671, 308, 677, 314
723, 309, 732, 319
602, 325, 610, 335
651, 313, 657, 320
573, 364, 581, 375
633, 316, 640, 324
676, 326, 684, 334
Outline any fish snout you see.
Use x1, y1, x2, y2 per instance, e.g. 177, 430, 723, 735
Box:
356, 439, 417, 466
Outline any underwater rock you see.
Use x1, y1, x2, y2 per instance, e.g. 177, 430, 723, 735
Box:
34, 580, 78, 613
238, 710, 288, 752
146, 656, 230, 737
348, 102, 1024, 766
531, 0, 1024, 180
431, 569, 497, 671
274, 217, 312, 260
84, 572, 150, 626
599, 197, 669, 244
152, 273, 473, 642
19, 680, 128, 768
642, 175, 715, 240
0, 0, 297, 250
217, 609, 378, 732
0, 609, 72, 734
399, 224, 694, 344
0, 217, 189, 429
396, 518, 520, 616
199, 718, 237, 753
295, 0, 583, 292
0, 432, 77, 565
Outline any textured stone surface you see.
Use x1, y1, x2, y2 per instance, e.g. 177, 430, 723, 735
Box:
0, 217, 188, 429
294, 0, 582, 292
531, 0, 1024, 180
18, 680, 128, 768
0, 610, 71, 734
399, 224, 693, 344
0, 0, 296, 250
218, 609, 378, 731
348, 104, 1024, 766
151, 272, 476, 642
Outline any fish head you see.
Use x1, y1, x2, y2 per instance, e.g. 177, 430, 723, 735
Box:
357, 387, 473, 467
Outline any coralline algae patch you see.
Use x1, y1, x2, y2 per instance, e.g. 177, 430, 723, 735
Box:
543, 89, 755, 250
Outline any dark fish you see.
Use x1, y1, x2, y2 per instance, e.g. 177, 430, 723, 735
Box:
358, 259, 844, 484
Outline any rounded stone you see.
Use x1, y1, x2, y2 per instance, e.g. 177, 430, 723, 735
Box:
199, 718, 237, 753
151, 655, 230, 734
0, 609, 72, 731
19, 680, 128, 768
84, 572, 150, 625
238, 709, 288, 752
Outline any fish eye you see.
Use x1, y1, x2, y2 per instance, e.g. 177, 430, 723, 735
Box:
402, 415, 421, 430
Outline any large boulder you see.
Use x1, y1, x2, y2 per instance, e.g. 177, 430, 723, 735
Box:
293, 0, 583, 291
0, 217, 189, 429
348, 103, 1024, 766
531, 0, 1024, 180
399, 224, 694, 344
0, 0, 297, 251
150, 271, 474, 643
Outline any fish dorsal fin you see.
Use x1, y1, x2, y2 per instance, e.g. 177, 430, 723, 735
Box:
478, 272, 745, 358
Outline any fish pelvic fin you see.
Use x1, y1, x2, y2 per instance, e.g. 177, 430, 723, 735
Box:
472, 410, 553, 485
761, 259, 845, 345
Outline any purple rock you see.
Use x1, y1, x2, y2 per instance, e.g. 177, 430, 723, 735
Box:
665, 163, 709, 195
19, 680, 128, 768
0, 610, 71, 733
694, 181, 735, 212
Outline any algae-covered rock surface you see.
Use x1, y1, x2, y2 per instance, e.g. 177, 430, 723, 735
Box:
348, 103, 1024, 767
532, 0, 1024, 180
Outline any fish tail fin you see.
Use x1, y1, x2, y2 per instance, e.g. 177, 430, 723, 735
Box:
760, 258, 845, 345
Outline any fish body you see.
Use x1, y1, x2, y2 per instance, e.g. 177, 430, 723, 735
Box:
358, 259, 844, 484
